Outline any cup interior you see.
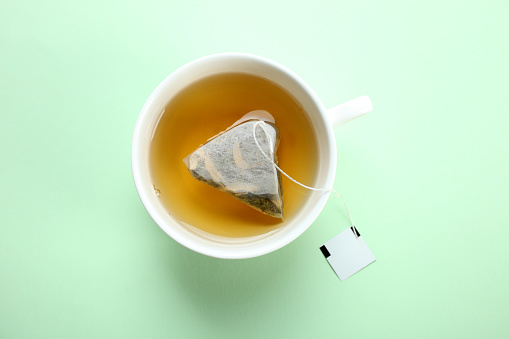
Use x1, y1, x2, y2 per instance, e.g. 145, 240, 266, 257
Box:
132, 53, 336, 258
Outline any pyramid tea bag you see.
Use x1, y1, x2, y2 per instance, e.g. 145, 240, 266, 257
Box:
183, 120, 283, 219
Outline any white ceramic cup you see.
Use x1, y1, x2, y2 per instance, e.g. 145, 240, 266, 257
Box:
132, 53, 372, 259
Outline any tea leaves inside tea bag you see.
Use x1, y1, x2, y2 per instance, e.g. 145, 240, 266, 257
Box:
183, 120, 283, 219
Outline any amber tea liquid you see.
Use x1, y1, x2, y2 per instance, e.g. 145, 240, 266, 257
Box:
149, 72, 318, 237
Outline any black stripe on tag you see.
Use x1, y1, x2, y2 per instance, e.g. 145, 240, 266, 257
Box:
320, 245, 331, 258
351, 226, 361, 238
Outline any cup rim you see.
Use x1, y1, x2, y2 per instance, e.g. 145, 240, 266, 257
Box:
132, 52, 337, 259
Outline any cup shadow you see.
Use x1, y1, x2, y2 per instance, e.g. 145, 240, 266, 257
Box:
159, 236, 303, 323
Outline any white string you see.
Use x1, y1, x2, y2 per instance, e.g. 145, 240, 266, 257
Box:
341, 194, 354, 226
252, 121, 338, 197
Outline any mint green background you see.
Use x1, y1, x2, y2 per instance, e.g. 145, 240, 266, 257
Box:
1, 1, 508, 338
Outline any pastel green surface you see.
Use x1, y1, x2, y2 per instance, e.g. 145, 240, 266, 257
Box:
1, 0, 508, 338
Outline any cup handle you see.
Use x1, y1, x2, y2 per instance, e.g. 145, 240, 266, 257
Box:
327, 95, 373, 128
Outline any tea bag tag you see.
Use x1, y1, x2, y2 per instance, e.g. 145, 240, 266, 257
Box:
320, 198, 376, 281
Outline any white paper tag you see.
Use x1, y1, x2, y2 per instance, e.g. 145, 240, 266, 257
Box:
320, 226, 376, 281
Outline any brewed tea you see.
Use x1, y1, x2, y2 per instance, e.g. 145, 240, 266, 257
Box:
149, 72, 318, 237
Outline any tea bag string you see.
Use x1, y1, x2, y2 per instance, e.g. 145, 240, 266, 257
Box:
253, 121, 338, 197
341, 194, 355, 227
